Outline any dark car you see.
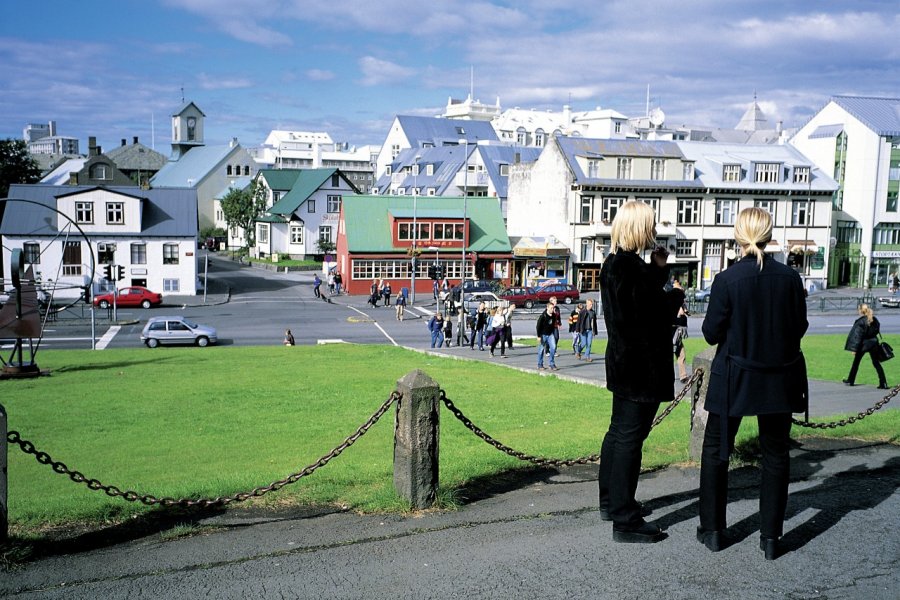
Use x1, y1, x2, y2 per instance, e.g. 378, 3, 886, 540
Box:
501, 286, 539, 308
93, 286, 162, 309
534, 283, 580, 304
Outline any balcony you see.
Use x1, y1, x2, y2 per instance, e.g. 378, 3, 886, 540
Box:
454, 171, 488, 189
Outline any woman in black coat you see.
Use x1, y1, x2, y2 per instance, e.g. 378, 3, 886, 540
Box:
599, 201, 684, 543
698, 207, 808, 560
843, 303, 888, 388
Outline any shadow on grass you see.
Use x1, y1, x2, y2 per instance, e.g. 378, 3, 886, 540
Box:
50, 355, 178, 373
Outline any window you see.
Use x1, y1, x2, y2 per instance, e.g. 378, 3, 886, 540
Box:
888, 189, 898, 213
616, 158, 632, 179
874, 224, 900, 245
755, 163, 781, 183
307, 199, 316, 213
587, 159, 599, 178
163, 279, 180, 292
106, 202, 124, 224
753, 199, 777, 220
412, 163, 419, 176
535, 129, 545, 147
318, 225, 333, 244
398, 222, 411, 240
637, 197, 659, 220
62, 241, 82, 276
614, 121, 622, 134
602, 197, 625, 222
257, 223, 269, 244
677, 198, 700, 224
385, 165, 392, 176
290, 225, 303, 244
580, 196, 593, 223
791, 200, 811, 226
793, 166, 810, 184
75, 202, 93, 223
23, 242, 40, 264
98, 243, 115, 264
427, 188, 436, 196
163, 243, 179, 265
676, 239, 696, 257
416, 223, 430, 240
426, 163, 434, 176
722, 164, 741, 182
90, 163, 109, 180
331, 173, 340, 187
327, 195, 342, 213
499, 164, 509, 176
391, 144, 400, 159
432, 223, 465, 241
131, 243, 146, 265
516, 127, 527, 145
715, 199, 736, 225
836, 220, 862, 244
683, 162, 694, 180
226, 165, 233, 176
650, 159, 665, 180
580, 239, 594, 262
244, 165, 250, 176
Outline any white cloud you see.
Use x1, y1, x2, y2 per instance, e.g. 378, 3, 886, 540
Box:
358, 56, 416, 86
306, 69, 336, 82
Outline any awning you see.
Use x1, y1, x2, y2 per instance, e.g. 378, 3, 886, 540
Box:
788, 240, 818, 255
511, 235, 570, 257
764, 240, 782, 253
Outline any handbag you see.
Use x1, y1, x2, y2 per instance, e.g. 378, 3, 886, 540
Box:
876, 336, 894, 362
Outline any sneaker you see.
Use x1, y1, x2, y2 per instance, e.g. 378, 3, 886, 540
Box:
550, 366, 560, 371
612, 522, 666, 544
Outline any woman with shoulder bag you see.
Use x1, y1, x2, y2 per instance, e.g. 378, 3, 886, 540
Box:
842, 303, 888, 389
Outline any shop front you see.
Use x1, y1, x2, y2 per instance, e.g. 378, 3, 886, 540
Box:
509, 236, 571, 288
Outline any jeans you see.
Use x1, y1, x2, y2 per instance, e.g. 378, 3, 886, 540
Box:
430, 331, 444, 348
335, 283, 342, 294
699, 412, 792, 538
582, 330, 594, 360
598, 395, 659, 527
538, 334, 557, 368
572, 332, 581, 355
473, 329, 484, 350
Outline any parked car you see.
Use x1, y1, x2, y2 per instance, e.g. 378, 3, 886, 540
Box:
534, 283, 580, 304
462, 291, 509, 313
878, 296, 900, 308
141, 316, 218, 347
692, 288, 712, 302
449, 279, 501, 300
93, 286, 162, 309
500, 286, 539, 308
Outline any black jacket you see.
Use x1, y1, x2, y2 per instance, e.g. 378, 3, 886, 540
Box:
844, 316, 880, 353
702, 255, 808, 417
578, 307, 598, 335
600, 251, 684, 403
536, 310, 557, 337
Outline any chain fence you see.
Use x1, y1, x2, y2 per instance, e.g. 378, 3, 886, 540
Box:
439, 369, 706, 467
6, 391, 399, 508
791, 383, 898, 429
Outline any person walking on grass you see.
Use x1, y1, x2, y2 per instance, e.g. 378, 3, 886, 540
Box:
598, 200, 685, 544
578, 298, 598, 362
842, 303, 888, 389
536, 302, 559, 371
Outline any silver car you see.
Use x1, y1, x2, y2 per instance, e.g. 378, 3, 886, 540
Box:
141, 316, 218, 347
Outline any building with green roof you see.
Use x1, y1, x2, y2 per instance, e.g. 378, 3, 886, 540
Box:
336, 195, 512, 296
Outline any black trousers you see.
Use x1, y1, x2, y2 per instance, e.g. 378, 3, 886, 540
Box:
846, 348, 887, 386
699, 412, 792, 538
598, 395, 660, 527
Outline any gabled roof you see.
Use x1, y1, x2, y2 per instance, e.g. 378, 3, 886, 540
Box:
394, 115, 499, 148
476, 145, 542, 198
257, 168, 304, 191
40, 158, 87, 185
172, 101, 206, 117
105, 141, 168, 171
735, 101, 768, 131
831, 96, 900, 137
150, 144, 238, 187
555, 137, 700, 188
215, 177, 253, 199
341, 195, 510, 253
2, 184, 198, 237
268, 168, 340, 215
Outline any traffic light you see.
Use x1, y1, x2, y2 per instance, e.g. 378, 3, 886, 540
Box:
428, 265, 436, 280
435, 265, 445, 280
103, 264, 112, 280
117, 265, 125, 281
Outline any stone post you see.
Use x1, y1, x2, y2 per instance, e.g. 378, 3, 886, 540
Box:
393, 370, 440, 509
1, 403, 7, 542
689, 347, 716, 461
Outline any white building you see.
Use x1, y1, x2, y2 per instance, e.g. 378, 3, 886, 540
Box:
507, 136, 837, 292
2, 184, 199, 298
790, 95, 900, 288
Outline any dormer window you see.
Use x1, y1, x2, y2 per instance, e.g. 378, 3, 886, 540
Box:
412, 164, 420, 176
722, 164, 741, 182
682, 162, 695, 180
755, 163, 781, 183
426, 164, 434, 176
90, 163, 109, 180
793, 166, 810, 184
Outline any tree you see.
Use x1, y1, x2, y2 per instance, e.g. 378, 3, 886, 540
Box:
220, 182, 267, 248
0, 138, 41, 199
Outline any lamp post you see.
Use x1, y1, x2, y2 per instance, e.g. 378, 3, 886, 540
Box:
410, 155, 420, 305
459, 139, 469, 296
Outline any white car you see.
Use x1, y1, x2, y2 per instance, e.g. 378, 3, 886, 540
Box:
141, 316, 218, 347
462, 291, 509, 313
878, 296, 899, 308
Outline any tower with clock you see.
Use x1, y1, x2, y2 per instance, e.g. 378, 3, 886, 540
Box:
170, 101, 206, 159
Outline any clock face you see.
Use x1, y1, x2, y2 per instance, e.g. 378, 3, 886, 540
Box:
187, 117, 196, 127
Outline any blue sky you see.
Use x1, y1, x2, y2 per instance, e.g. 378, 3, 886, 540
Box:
1, 0, 898, 153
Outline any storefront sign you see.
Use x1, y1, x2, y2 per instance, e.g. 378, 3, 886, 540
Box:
873, 251, 900, 258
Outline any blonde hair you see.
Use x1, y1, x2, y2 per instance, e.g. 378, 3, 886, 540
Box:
858, 303, 874, 324
610, 201, 656, 252
734, 207, 772, 270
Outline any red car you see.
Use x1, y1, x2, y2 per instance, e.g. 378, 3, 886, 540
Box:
534, 283, 580, 304
93, 286, 162, 309
500, 286, 539, 308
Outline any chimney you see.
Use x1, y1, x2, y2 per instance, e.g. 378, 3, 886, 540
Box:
230, 137, 238, 148
133, 136, 139, 145
88, 136, 98, 157
68, 172, 78, 185
776, 120, 783, 133
121, 138, 127, 146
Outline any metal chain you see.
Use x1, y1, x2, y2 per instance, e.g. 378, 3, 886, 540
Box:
792, 383, 898, 429
439, 369, 705, 467
6, 391, 399, 508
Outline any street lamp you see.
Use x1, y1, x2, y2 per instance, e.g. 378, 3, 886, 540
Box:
459, 139, 469, 297
410, 154, 421, 305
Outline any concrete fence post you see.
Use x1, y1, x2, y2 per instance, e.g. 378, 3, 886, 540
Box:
1, 403, 7, 542
393, 370, 440, 509
689, 347, 716, 461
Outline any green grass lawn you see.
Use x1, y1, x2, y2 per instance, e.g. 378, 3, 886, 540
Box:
3, 336, 897, 538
